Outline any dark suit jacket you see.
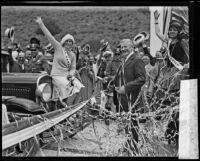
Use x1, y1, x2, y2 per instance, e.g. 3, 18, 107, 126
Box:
11, 61, 29, 73
115, 53, 146, 112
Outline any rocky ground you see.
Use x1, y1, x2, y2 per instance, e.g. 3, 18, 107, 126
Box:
35, 119, 126, 156
35, 117, 178, 157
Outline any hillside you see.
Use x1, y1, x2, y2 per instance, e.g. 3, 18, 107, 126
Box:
1, 6, 150, 53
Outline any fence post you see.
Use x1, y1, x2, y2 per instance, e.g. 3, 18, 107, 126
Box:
179, 79, 199, 159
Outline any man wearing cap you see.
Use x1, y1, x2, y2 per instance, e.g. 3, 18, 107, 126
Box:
114, 39, 146, 155
36, 17, 84, 108
104, 45, 122, 113
27, 43, 44, 73
30, 37, 40, 46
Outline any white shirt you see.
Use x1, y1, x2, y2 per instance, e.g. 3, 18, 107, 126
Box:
21, 64, 25, 70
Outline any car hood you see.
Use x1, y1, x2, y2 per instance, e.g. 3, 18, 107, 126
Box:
2, 73, 42, 84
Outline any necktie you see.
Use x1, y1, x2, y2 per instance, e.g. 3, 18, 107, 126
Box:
122, 57, 126, 74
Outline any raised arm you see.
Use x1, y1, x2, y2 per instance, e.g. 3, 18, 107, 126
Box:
97, 49, 104, 67
154, 10, 166, 42
35, 17, 60, 50
142, 42, 156, 66
97, 42, 108, 66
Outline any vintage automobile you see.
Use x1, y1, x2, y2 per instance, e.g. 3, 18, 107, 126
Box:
2, 71, 98, 156
2, 73, 53, 112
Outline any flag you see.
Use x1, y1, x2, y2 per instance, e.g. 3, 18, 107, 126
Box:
163, 7, 171, 36
171, 7, 189, 33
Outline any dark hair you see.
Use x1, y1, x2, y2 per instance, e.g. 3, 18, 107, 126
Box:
178, 31, 189, 40
30, 37, 40, 46
169, 20, 183, 32
12, 43, 18, 48
169, 20, 189, 41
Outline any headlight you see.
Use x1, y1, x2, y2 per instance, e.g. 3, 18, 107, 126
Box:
36, 83, 52, 102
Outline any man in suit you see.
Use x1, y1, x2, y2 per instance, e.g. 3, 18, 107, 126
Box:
115, 39, 146, 155
11, 52, 28, 73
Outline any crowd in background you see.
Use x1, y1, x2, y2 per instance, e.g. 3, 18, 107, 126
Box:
1, 28, 189, 106
1, 37, 114, 75
1, 33, 157, 109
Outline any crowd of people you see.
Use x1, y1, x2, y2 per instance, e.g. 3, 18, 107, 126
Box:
1, 38, 52, 74
1, 12, 189, 155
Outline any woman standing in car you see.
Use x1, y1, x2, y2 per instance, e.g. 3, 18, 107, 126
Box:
35, 17, 84, 107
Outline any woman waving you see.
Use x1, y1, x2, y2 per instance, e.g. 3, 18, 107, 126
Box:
35, 17, 84, 107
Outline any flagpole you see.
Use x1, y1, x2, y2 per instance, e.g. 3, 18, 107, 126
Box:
149, 7, 164, 57
163, 7, 171, 42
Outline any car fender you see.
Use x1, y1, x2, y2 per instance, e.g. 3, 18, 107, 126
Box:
2, 96, 45, 114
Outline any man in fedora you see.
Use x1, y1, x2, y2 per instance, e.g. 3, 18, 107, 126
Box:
114, 39, 146, 155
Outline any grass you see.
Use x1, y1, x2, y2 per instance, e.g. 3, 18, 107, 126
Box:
1, 6, 150, 54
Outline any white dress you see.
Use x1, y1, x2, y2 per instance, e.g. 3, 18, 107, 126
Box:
51, 49, 84, 101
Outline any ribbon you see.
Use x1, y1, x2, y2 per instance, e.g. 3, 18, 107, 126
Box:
167, 39, 184, 71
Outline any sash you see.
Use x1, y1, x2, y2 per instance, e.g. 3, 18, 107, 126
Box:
62, 48, 71, 69
167, 39, 184, 71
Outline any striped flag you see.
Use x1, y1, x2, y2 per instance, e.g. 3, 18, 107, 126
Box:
171, 7, 189, 32
163, 7, 171, 36
163, 7, 188, 35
